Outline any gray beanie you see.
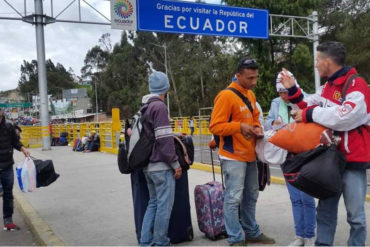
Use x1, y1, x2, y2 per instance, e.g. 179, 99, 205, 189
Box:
149, 71, 170, 95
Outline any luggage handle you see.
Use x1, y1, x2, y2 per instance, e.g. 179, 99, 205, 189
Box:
210, 148, 225, 189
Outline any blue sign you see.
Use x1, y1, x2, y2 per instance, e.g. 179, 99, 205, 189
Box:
137, 0, 269, 39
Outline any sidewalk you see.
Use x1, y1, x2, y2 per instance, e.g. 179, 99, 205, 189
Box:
0, 197, 36, 246
12, 146, 370, 246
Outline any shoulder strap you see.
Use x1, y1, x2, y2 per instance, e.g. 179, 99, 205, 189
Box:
226, 87, 254, 114
340, 74, 360, 103
174, 136, 191, 165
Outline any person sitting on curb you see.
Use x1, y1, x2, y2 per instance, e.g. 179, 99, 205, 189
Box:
84, 131, 100, 153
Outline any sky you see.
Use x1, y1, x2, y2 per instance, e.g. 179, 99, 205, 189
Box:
0, 0, 221, 92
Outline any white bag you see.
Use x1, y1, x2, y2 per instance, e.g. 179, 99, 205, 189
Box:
256, 129, 287, 166
18, 158, 37, 192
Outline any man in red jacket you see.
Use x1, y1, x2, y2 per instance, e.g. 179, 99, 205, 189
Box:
280, 41, 370, 246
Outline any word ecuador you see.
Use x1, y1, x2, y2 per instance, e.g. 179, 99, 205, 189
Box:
157, 3, 254, 34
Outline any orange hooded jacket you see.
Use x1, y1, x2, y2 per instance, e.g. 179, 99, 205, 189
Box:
209, 82, 261, 162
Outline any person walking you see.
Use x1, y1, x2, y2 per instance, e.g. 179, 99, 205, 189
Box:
265, 72, 316, 246
140, 71, 182, 246
0, 107, 30, 231
209, 58, 275, 246
280, 41, 370, 246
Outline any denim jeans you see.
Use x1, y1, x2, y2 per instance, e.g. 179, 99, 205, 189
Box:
286, 182, 316, 238
315, 169, 367, 246
140, 170, 175, 246
221, 159, 261, 244
0, 165, 14, 225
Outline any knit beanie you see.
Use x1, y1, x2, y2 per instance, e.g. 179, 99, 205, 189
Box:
149, 71, 170, 95
276, 70, 299, 92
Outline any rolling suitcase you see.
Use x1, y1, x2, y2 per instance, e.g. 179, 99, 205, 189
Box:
130, 169, 193, 244
194, 148, 227, 240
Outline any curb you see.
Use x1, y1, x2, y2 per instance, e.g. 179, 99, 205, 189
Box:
191, 162, 370, 202
14, 187, 66, 246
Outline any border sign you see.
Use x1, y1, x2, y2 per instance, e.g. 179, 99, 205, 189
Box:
111, 0, 137, 30
137, 0, 268, 39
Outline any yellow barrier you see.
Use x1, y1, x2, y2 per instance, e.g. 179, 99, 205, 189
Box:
20, 114, 241, 153
171, 116, 212, 135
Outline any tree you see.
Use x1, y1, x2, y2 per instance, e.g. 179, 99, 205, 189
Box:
18, 59, 75, 99
319, 0, 370, 81
222, 0, 320, 110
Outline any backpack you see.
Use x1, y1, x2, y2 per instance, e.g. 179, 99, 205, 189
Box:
174, 134, 194, 170
72, 138, 80, 151
118, 98, 161, 174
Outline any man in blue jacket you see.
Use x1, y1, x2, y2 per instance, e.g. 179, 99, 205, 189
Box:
140, 71, 182, 246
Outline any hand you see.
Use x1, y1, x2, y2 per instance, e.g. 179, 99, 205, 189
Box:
21, 147, 30, 157
126, 128, 132, 137
273, 119, 282, 126
174, 167, 182, 179
279, 68, 296, 89
240, 123, 255, 138
253, 126, 263, 136
208, 139, 217, 150
294, 110, 303, 122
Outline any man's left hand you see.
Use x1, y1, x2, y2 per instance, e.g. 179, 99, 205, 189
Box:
21, 147, 30, 157
294, 110, 303, 122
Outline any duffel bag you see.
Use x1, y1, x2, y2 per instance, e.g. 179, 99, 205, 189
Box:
281, 144, 346, 200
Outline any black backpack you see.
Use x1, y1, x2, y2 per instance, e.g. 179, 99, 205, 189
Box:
117, 98, 160, 174
174, 134, 194, 170
281, 144, 346, 199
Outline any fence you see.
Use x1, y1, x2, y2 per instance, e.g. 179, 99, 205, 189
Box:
20, 116, 213, 156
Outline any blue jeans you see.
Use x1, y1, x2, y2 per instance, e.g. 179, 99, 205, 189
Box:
140, 170, 175, 246
0, 165, 14, 225
315, 169, 367, 246
221, 159, 261, 244
286, 182, 316, 238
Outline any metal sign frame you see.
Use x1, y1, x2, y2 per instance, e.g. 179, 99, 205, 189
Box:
0, 0, 319, 150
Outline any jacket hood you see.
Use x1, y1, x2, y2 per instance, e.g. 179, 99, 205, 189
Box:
142, 94, 160, 104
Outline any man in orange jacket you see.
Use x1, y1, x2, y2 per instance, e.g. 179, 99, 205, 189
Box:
209, 58, 275, 246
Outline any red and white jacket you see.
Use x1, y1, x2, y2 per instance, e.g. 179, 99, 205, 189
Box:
288, 67, 370, 168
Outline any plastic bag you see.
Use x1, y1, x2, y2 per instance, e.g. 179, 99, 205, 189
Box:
256, 129, 287, 166
16, 158, 37, 192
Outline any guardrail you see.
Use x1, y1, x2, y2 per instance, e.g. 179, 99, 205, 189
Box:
20, 116, 214, 154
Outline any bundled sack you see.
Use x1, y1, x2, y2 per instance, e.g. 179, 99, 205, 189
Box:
281, 144, 346, 200
256, 129, 287, 166
174, 134, 194, 170
33, 159, 60, 188
16, 158, 37, 192
269, 122, 330, 153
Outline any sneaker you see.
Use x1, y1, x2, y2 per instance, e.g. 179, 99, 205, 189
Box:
3, 223, 20, 231
230, 241, 246, 246
245, 233, 275, 244
304, 237, 315, 246
288, 236, 304, 246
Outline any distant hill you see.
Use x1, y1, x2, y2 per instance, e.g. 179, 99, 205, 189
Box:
0, 89, 25, 102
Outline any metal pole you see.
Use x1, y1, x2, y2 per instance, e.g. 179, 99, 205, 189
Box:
35, 0, 51, 150
164, 44, 170, 118
312, 11, 320, 92
95, 81, 99, 122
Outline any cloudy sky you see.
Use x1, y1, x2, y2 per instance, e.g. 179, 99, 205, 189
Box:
0, 0, 221, 92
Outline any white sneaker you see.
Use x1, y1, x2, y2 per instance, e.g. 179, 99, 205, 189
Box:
288, 236, 304, 246
304, 237, 315, 246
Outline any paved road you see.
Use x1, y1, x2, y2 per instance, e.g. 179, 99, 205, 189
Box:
0, 201, 37, 246
12, 146, 370, 246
